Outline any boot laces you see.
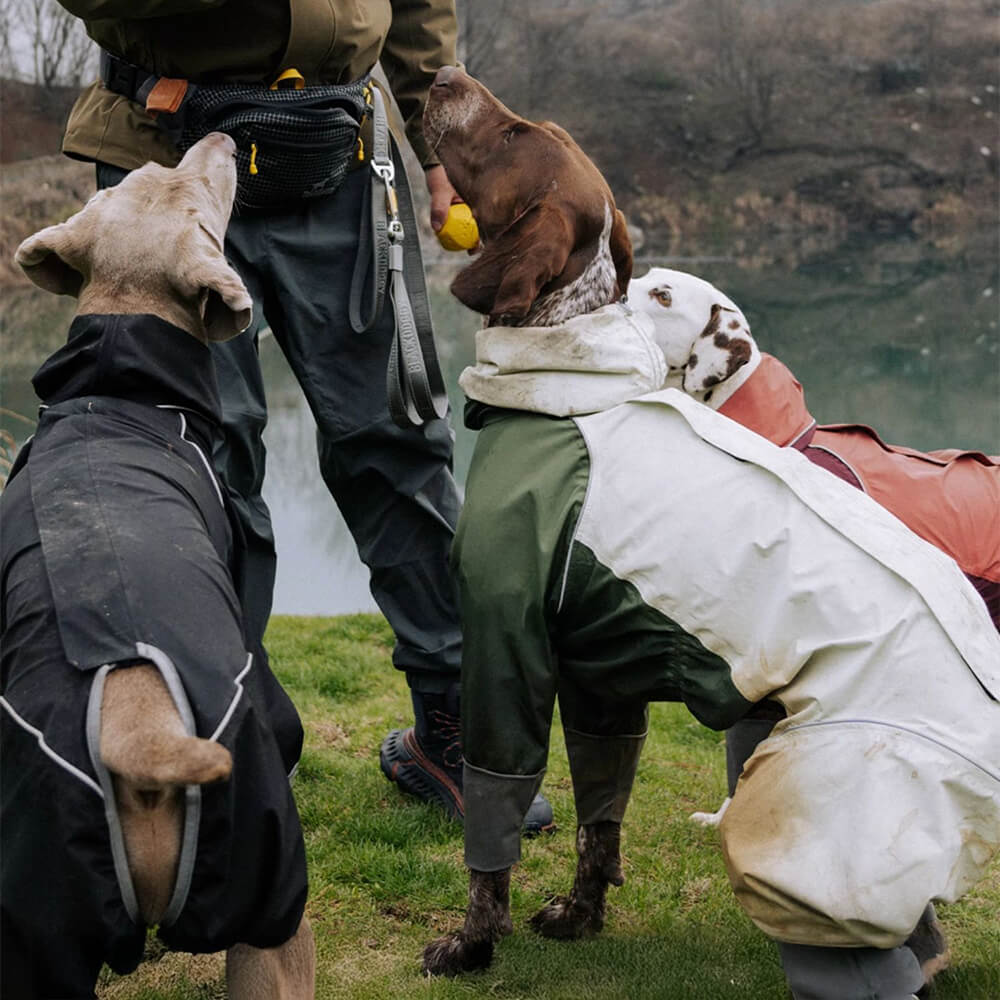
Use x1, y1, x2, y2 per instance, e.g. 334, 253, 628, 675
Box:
428, 708, 463, 769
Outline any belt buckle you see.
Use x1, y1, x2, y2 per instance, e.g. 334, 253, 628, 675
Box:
101, 51, 138, 100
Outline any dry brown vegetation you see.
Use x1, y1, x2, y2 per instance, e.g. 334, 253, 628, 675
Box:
461, 0, 1000, 241
0, 152, 94, 286
1, 0, 997, 286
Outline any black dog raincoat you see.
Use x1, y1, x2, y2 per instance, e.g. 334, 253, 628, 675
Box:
1, 315, 307, 998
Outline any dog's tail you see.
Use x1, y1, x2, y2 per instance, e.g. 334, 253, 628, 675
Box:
99, 663, 233, 787
689, 796, 731, 828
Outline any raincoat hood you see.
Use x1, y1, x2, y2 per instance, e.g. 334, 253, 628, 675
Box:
459, 303, 668, 417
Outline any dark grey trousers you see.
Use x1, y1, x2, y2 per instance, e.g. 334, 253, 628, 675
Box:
727, 719, 929, 1000
97, 163, 462, 692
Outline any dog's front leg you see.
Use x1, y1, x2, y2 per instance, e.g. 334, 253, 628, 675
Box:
529, 821, 624, 939
423, 868, 513, 976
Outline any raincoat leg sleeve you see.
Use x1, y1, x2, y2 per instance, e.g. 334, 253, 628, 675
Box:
778, 939, 923, 1000
559, 679, 648, 826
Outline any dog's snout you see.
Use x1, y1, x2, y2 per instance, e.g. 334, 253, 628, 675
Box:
178, 131, 238, 171
205, 132, 237, 155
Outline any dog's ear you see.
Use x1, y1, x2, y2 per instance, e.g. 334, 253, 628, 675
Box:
15, 219, 88, 296
200, 255, 253, 341
448, 246, 505, 317
684, 303, 755, 395
450, 204, 572, 322
538, 121, 576, 145
177, 244, 253, 341
610, 208, 633, 298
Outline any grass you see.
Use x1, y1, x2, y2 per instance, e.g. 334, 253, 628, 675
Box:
97, 614, 1000, 1000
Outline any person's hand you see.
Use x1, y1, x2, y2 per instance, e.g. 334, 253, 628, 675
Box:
425, 165, 461, 233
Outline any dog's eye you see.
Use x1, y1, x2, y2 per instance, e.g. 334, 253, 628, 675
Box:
648, 287, 672, 308
503, 124, 525, 144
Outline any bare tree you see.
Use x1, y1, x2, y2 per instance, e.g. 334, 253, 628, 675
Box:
0, 0, 19, 79
2, 0, 96, 86
694, 0, 788, 149
456, 0, 596, 119
901, 0, 946, 111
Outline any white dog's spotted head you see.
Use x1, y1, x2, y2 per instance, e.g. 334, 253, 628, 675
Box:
628, 267, 759, 406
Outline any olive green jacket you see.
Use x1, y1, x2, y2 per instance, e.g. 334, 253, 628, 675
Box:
59, 0, 456, 170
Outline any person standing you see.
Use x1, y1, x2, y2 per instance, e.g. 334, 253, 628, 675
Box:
55, 0, 552, 831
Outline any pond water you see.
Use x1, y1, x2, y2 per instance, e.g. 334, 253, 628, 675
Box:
2, 230, 997, 615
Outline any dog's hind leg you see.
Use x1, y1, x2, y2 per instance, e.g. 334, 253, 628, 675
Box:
110, 775, 185, 924
905, 903, 950, 991
422, 868, 514, 976
100, 663, 233, 924
529, 821, 624, 939
226, 916, 316, 999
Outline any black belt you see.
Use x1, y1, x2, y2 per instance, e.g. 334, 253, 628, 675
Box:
100, 50, 156, 105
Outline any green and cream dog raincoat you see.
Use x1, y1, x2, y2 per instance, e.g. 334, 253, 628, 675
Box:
454, 304, 1000, 950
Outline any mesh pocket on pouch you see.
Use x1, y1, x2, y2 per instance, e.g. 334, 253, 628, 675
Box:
176, 78, 369, 210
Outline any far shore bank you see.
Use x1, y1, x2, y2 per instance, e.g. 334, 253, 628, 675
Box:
2, 151, 996, 294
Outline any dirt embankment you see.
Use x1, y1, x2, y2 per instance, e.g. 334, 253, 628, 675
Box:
1, 156, 95, 288
471, 0, 1000, 250
1, 80, 95, 287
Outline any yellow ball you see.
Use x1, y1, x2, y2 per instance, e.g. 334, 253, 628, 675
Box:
437, 202, 480, 251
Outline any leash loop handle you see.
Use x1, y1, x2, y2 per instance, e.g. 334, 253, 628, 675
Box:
348, 86, 449, 428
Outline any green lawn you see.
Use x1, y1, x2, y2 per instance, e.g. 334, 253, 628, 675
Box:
98, 614, 1000, 999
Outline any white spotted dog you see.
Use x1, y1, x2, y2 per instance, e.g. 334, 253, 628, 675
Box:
630, 269, 761, 408
629, 266, 1000, 837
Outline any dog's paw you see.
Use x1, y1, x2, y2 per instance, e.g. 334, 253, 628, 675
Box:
905, 905, 950, 993
422, 932, 494, 976
529, 895, 603, 940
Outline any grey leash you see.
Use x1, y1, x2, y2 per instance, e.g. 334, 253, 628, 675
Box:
349, 85, 449, 428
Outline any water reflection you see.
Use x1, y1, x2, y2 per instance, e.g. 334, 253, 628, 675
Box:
2, 232, 997, 614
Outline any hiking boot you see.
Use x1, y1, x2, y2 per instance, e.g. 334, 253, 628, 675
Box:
380, 685, 555, 835
523, 791, 555, 836
381, 685, 464, 817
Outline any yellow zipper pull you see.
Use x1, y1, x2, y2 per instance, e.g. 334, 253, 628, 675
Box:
249, 142, 259, 176
271, 68, 305, 91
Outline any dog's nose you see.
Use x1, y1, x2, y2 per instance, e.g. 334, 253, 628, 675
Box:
197, 132, 237, 157
433, 65, 459, 88
177, 131, 238, 170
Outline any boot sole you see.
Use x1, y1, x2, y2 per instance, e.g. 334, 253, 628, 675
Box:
379, 729, 557, 836
380, 728, 464, 820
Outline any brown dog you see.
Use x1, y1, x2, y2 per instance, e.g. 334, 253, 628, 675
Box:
2, 134, 314, 998
424, 66, 633, 327
420, 68, 637, 977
